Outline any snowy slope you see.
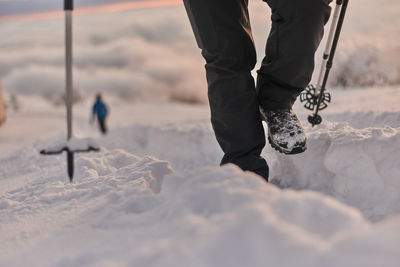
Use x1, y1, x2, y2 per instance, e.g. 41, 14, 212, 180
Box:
1, 1, 400, 266
1, 86, 400, 267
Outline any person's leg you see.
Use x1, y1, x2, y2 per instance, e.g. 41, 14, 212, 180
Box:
257, 0, 332, 109
183, 0, 269, 180
99, 119, 107, 134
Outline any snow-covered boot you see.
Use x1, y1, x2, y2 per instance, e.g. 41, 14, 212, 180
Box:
260, 107, 307, 154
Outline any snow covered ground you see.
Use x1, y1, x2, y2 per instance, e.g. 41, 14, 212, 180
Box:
1, 86, 400, 267
1, 1, 400, 266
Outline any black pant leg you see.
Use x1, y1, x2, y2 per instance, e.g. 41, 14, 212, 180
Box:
99, 119, 107, 134
257, 0, 332, 110
183, 0, 269, 180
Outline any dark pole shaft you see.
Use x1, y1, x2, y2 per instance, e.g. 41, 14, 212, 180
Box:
313, 0, 349, 123
65, 8, 73, 140
68, 152, 74, 182
65, 0, 74, 181
64, 0, 74, 139
64, 0, 73, 11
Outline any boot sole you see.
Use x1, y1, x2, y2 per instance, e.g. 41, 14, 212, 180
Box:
268, 136, 307, 155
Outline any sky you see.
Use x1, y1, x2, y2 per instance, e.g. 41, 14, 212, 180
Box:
0, 0, 145, 16
0, 1, 206, 104
0, 0, 182, 23
0, 0, 399, 104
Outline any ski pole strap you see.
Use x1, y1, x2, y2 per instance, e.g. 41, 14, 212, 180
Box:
64, 0, 73, 11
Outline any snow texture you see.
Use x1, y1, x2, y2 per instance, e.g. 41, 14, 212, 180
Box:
269, 122, 400, 222
1, 91, 400, 266
1, 1, 400, 266
330, 45, 400, 87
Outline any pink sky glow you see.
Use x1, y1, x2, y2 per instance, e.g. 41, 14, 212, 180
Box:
0, 0, 182, 23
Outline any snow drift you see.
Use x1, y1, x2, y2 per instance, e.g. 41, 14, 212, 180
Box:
1, 1, 400, 265
1, 115, 400, 266
330, 45, 400, 87
268, 122, 400, 222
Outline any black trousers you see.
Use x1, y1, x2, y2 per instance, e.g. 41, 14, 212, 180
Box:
183, 0, 332, 181
98, 119, 107, 134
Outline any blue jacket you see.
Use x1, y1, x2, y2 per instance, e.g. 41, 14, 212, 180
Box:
93, 100, 108, 120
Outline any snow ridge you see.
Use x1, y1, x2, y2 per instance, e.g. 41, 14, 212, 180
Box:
1, 110, 400, 266
268, 122, 400, 222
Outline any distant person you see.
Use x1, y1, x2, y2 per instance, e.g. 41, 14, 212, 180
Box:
91, 93, 109, 134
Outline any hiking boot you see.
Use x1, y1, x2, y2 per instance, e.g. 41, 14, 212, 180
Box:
259, 107, 307, 154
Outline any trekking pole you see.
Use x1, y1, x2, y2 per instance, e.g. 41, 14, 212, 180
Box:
65, 0, 74, 179
40, 0, 99, 182
300, 0, 350, 126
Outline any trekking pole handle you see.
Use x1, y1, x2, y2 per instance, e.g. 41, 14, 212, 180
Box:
64, 0, 73, 11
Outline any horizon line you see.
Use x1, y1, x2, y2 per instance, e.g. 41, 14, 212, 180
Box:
0, 0, 182, 24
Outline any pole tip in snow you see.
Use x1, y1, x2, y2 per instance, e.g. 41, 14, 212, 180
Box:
40, 138, 99, 182
67, 151, 74, 182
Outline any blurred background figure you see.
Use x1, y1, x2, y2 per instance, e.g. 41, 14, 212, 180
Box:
91, 93, 108, 134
